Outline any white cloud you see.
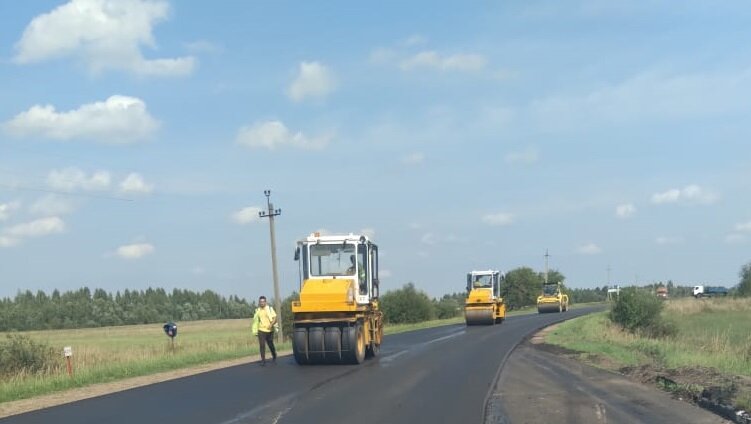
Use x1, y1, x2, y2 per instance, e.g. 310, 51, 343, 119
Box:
420, 232, 465, 245
3, 96, 159, 143
360, 228, 376, 239
402, 35, 428, 47
577, 242, 602, 255
0, 236, 19, 248
735, 220, 751, 232
655, 236, 682, 245
482, 213, 514, 226
504, 147, 539, 165
400, 51, 487, 72
47, 168, 111, 191
287, 61, 336, 102
116, 242, 154, 259
232, 206, 262, 225
401, 152, 425, 165
725, 234, 746, 244
5, 216, 65, 238
531, 68, 751, 132
651, 185, 717, 205
615, 203, 636, 219
651, 189, 680, 204
13, 0, 195, 76
191, 266, 205, 275
0, 201, 21, 221
236, 120, 331, 150
421, 232, 438, 245
119, 173, 154, 194
380, 269, 392, 278
29, 195, 76, 216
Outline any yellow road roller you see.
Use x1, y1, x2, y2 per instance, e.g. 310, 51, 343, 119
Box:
464, 270, 506, 325
291, 233, 383, 365
537, 282, 569, 313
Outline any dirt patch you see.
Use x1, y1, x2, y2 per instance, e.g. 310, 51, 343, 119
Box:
531, 324, 751, 423
0, 351, 291, 419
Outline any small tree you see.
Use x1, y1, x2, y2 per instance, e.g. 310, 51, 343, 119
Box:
501, 267, 539, 309
380, 283, 435, 324
280, 292, 299, 340
738, 262, 751, 297
609, 287, 674, 337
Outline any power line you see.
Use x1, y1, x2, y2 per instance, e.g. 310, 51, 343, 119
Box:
0, 183, 133, 202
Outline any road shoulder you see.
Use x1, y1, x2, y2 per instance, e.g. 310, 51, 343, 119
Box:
490, 338, 729, 424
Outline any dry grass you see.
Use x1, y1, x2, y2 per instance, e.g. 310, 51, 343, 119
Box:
547, 297, 751, 376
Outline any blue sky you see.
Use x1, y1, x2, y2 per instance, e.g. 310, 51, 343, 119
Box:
1, 0, 750, 299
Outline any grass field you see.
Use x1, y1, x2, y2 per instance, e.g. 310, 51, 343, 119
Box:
546, 297, 751, 409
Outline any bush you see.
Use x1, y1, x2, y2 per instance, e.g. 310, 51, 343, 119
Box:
434, 297, 461, 319
380, 283, 435, 324
0, 334, 58, 376
609, 288, 674, 337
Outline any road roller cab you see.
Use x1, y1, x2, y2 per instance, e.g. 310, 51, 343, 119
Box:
291, 232, 383, 365
464, 270, 506, 325
537, 282, 569, 313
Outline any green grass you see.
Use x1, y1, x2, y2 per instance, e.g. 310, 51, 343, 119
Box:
547, 297, 751, 376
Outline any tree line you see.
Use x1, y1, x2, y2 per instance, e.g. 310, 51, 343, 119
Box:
4, 261, 749, 332
0, 287, 254, 331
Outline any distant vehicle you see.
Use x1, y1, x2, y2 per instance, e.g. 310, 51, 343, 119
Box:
692, 285, 728, 298
656, 287, 668, 299
537, 282, 569, 313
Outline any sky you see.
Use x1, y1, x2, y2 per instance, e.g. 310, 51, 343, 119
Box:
1, 0, 750, 300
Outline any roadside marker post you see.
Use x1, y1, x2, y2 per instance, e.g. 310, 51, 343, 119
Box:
63, 346, 73, 377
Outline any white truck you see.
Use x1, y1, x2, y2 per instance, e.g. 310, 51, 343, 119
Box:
692, 285, 729, 298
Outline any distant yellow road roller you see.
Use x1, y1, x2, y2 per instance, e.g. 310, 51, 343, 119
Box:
291, 233, 383, 365
465, 270, 506, 325
537, 282, 569, 313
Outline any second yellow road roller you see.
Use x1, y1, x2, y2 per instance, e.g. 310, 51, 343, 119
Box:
464, 270, 506, 325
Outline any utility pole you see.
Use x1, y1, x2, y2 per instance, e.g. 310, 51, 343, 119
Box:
607, 265, 611, 287
544, 249, 550, 284
258, 190, 283, 343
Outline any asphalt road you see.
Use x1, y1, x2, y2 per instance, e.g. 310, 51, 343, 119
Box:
2, 307, 601, 424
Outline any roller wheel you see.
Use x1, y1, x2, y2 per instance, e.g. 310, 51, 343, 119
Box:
308, 327, 325, 364
342, 324, 366, 364
292, 328, 309, 365
324, 327, 342, 364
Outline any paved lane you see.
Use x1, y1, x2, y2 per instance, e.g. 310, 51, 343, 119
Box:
2, 308, 599, 424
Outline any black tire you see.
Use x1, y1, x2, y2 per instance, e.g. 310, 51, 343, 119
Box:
341, 324, 366, 364
292, 328, 309, 365
324, 327, 342, 364
366, 341, 380, 358
308, 327, 325, 364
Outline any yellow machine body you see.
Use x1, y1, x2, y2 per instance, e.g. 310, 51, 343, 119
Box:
537, 282, 569, 313
291, 233, 383, 365
464, 270, 506, 325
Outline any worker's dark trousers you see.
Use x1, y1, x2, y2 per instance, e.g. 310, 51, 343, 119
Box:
257, 331, 277, 361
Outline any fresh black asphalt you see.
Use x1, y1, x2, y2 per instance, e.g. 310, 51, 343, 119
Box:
2, 308, 600, 424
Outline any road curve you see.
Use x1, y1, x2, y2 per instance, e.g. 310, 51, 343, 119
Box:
1, 308, 600, 424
